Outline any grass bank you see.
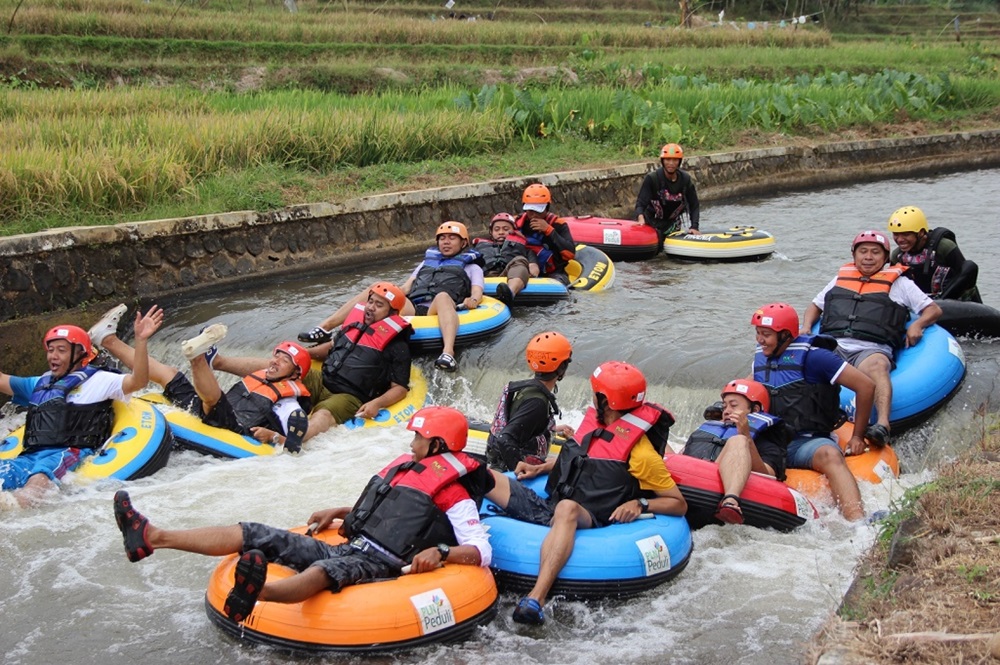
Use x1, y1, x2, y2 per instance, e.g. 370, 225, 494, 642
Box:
811, 425, 1000, 663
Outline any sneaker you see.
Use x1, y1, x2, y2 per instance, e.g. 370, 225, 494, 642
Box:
224, 549, 268, 624
283, 409, 308, 454
494, 282, 514, 308
113, 490, 154, 562
434, 353, 458, 372
512, 596, 545, 625
297, 326, 332, 344
204, 344, 219, 369
865, 423, 891, 448
181, 324, 228, 360
88, 303, 128, 348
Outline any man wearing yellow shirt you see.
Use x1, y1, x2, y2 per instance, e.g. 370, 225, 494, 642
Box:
484, 361, 687, 626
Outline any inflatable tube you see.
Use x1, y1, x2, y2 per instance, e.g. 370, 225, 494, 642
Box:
141, 365, 428, 458
204, 527, 498, 654
562, 216, 660, 262
565, 244, 616, 292
783, 424, 900, 500
837, 323, 966, 432
407, 296, 511, 354
936, 299, 1000, 339
481, 474, 692, 600
663, 226, 775, 261
0, 398, 172, 481
664, 453, 817, 532
483, 276, 570, 306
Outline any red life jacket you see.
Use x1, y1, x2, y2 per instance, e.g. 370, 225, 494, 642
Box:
322, 304, 411, 399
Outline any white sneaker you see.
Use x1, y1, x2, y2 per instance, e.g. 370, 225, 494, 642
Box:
88, 303, 128, 347
181, 324, 228, 360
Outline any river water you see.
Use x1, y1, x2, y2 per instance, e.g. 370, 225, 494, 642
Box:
2, 168, 998, 665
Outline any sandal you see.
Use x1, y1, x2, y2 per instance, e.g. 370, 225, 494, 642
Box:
865, 423, 891, 448
283, 409, 308, 454
434, 353, 458, 372
512, 596, 545, 625
494, 282, 514, 308
114, 490, 154, 562
297, 326, 332, 344
225, 549, 268, 624
714, 494, 744, 525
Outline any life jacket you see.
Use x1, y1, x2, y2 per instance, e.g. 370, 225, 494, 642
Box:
473, 231, 533, 275
513, 212, 575, 275
407, 247, 482, 305
485, 378, 560, 471
821, 263, 910, 349
322, 304, 411, 400
24, 366, 114, 450
226, 372, 311, 433
753, 335, 843, 436
891, 227, 964, 297
341, 451, 484, 562
546, 402, 674, 525
681, 412, 782, 463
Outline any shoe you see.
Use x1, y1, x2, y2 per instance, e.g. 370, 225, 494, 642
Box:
434, 353, 458, 372
88, 303, 127, 348
512, 597, 545, 625
494, 282, 514, 308
204, 344, 219, 369
865, 423, 891, 448
224, 549, 268, 624
181, 324, 227, 360
297, 326, 332, 344
714, 494, 744, 525
283, 409, 308, 454
866, 509, 891, 525
114, 490, 154, 562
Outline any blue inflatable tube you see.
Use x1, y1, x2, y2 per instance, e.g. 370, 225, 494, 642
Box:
481, 474, 693, 600
838, 323, 966, 432
482, 277, 569, 306
407, 297, 511, 353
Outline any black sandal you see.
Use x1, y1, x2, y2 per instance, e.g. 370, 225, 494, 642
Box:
114, 490, 154, 562
297, 327, 332, 344
714, 494, 744, 525
225, 549, 268, 623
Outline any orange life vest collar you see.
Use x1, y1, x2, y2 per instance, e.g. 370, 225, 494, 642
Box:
240, 372, 310, 403
834, 263, 908, 294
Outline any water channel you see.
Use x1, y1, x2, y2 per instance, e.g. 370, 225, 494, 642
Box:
2, 168, 998, 665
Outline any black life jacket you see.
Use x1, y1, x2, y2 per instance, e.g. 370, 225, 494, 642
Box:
340, 451, 484, 562
753, 335, 843, 436
821, 263, 910, 349
24, 366, 114, 450
546, 403, 674, 525
226, 372, 311, 434
407, 247, 482, 304
473, 231, 532, 275
486, 378, 560, 471
322, 304, 411, 400
681, 412, 783, 462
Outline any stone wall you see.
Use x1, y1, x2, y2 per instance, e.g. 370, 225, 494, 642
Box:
2, 129, 999, 375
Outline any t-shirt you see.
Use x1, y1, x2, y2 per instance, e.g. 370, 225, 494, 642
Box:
10, 371, 127, 407
628, 435, 676, 492
813, 272, 934, 355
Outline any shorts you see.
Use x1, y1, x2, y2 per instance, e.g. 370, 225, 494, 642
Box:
836, 346, 895, 370
241, 522, 400, 592
496, 479, 555, 526
302, 371, 362, 424
499, 256, 531, 284
163, 372, 246, 435
0, 447, 84, 490
753, 437, 787, 481
786, 433, 841, 469
413, 303, 430, 316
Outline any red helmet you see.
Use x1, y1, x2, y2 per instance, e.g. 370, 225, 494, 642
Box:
721, 378, 770, 413
274, 341, 311, 379
43, 325, 96, 365
489, 212, 516, 230
368, 281, 406, 311
525, 331, 572, 373
750, 303, 799, 337
522, 184, 552, 205
851, 230, 890, 254
590, 361, 646, 411
406, 406, 468, 452
660, 143, 684, 160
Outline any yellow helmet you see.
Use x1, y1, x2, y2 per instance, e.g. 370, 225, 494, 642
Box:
887, 206, 928, 234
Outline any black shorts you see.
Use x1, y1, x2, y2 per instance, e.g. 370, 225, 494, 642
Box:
162, 372, 247, 435
754, 437, 787, 481
413, 303, 430, 316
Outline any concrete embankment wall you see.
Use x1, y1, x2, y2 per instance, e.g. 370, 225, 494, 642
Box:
2, 129, 999, 375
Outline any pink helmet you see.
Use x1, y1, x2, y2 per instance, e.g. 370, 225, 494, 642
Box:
851, 230, 890, 253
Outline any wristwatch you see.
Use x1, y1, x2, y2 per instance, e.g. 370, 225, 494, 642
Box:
637, 497, 650, 513
436, 543, 451, 562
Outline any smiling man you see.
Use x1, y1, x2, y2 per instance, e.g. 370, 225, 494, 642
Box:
801, 230, 941, 449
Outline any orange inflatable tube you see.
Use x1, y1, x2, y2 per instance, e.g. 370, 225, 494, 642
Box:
204, 527, 498, 654
784, 423, 900, 499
